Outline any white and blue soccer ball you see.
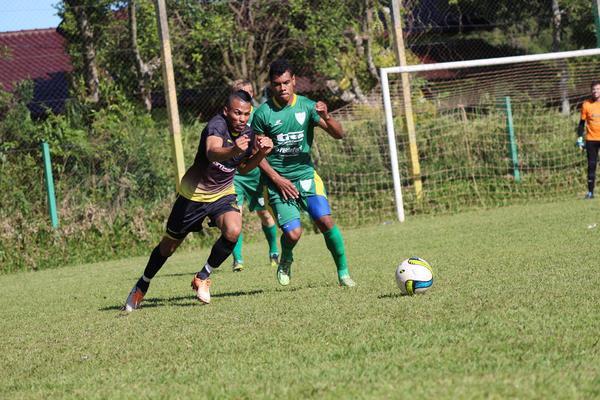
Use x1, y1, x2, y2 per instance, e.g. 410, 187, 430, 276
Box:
395, 257, 433, 295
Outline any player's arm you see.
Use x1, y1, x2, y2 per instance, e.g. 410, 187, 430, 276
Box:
238, 136, 273, 175
315, 101, 344, 139
206, 135, 249, 162
258, 158, 299, 200
577, 104, 587, 149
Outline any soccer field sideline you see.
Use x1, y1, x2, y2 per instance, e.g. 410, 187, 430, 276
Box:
1, 199, 599, 399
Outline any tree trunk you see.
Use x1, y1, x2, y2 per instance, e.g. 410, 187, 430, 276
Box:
68, 0, 99, 104
129, 0, 154, 111
552, 0, 570, 115
365, 0, 380, 84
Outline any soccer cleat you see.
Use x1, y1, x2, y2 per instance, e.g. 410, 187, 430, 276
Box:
232, 260, 244, 272
585, 191, 594, 199
191, 275, 212, 304
276, 260, 292, 286
338, 275, 357, 288
123, 285, 145, 312
270, 254, 279, 268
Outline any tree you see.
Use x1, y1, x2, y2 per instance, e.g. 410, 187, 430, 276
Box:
59, 0, 111, 104
183, 0, 307, 98
128, 0, 160, 111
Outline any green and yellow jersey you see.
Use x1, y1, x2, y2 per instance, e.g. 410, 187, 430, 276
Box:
251, 94, 321, 181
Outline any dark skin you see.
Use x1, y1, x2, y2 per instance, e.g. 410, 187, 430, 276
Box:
258, 70, 344, 241
159, 97, 273, 256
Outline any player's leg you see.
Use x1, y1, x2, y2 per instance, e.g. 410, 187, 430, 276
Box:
123, 236, 184, 312
277, 219, 302, 286
586, 141, 600, 198
232, 186, 246, 271
247, 179, 279, 267
192, 195, 241, 304
256, 209, 279, 267
269, 201, 301, 285
264, 183, 301, 285
306, 174, 356, 287
123, 195, 197, 311
308, 197, 355, 287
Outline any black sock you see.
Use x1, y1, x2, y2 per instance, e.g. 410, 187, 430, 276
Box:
196, 264, 213, 280
137, 245, 169, 293
207, 236, 237, 269
135, 276, 150, 293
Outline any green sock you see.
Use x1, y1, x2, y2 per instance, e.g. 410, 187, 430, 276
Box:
280, 234, 296, 262
233, 233, 243, 262
323, 225, 349, 278
262, 224, 279, 256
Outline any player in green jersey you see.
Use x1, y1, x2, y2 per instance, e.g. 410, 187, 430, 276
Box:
252, 59, 356, 287
231, 80, 280, 271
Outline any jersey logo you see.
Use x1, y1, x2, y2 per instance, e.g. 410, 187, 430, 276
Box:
295, 112, 306, 125
300, 179, 312, 192
274, 119, 283, 126
275, 131, 304, 144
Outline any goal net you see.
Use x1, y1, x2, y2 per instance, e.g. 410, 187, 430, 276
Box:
379, 49, 600, 221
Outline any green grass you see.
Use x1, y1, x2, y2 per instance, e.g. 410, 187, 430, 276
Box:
1, 199, 599, 399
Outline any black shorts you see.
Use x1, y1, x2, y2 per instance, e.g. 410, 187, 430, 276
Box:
165, 194, 239, 240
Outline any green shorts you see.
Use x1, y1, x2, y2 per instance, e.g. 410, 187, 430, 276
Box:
265, 171, 328, 226
233, 170, 266, 212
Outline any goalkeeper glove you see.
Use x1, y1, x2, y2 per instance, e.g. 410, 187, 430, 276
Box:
576, 137, 585, 150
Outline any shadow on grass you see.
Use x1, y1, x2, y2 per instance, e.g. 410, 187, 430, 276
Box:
378, 292, 409, 299
159, 269, 223, 278
100, 289, 265, 311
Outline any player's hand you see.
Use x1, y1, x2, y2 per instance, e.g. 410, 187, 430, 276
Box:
315, 101, 330, 121
576, 137, 585, 150
274, 176, 299, 200
256, 136, 273, 155
234, 134, 250, 155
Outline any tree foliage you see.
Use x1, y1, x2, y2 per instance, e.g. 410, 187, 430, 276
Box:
447, 0, 595, 52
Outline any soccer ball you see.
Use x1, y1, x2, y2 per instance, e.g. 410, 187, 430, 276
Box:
395, 257, 433, 295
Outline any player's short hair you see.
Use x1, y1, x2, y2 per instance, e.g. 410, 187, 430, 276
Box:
591, 80, 600, 89
269, 59, 294, 81
227, 89, 252, 107
231, 79, 252, 92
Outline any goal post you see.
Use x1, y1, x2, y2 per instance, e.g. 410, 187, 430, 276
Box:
381, 48, 600, 222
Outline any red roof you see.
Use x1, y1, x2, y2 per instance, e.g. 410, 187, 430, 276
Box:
0, 28, 72, 92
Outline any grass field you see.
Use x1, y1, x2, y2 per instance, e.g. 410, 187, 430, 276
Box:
1, 199, 599, 399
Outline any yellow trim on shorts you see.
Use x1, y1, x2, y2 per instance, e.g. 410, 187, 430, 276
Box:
179, 185, 236, 203
163, 232, 179, 241
262, 184, 276, 220
314, 172, 327, 198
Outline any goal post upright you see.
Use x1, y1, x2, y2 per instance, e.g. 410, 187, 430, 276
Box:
381, 70, 406, 223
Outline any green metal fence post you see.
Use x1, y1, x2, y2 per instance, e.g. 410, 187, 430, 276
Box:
41, 141, 59, 228
504, 97, 521, 183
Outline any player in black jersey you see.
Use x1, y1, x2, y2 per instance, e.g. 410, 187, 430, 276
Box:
123, 90, 273, 310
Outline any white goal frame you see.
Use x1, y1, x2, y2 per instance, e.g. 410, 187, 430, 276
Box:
380, 48, 600, 222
